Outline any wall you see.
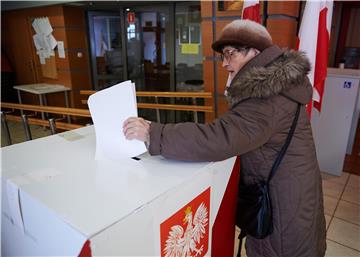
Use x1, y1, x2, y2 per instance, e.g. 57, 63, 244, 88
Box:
63, 6, 92, 108
2, 4, 92, 109
335, 2, 360, 67
346, 8, 360, 48
266, 1, 299, 49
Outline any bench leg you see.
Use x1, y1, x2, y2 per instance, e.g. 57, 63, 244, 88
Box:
64, 91, 71, 123
21, 114, 32, 141
49, 118, 57, 135
1, 112, 12, 145
17, 90, 24, 116
39, 95, 45, 120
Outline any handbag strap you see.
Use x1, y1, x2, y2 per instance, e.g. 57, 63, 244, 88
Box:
267, 103, 301, 183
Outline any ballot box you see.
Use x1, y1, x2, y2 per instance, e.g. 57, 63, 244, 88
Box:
1, 126, 239, 257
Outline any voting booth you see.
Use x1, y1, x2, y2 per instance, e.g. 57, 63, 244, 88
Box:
1, 126, 239, 256
311, 68, 360, 176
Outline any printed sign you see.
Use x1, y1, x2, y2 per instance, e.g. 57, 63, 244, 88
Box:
181, 44, 199, 55
160, 187, 210, 257
344, 81, 352, 89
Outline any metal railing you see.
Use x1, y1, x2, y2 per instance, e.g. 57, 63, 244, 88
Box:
1, 90, 213, 146
80, 90, 213, 123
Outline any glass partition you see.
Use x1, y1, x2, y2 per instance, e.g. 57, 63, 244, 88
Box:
87, 3, 203, 123
88, 12, 124, 90
175, 2, 204, 122
125, 6, 171, 122
126, 8, 170, 92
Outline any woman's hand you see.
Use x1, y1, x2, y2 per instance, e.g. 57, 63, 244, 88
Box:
123, 117, 150, 143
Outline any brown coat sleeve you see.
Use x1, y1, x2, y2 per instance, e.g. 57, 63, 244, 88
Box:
148, 99, 275, 162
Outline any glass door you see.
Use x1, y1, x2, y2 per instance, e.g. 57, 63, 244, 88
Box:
125, 5, 172, 122
87, 3, 203, 123
88, 12, 125, 90
174, 2, 204, 122
175, 3, 203, 90
125, 6, 171, 92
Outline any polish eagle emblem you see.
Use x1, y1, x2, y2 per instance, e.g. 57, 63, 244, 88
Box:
164, 203, 209, 257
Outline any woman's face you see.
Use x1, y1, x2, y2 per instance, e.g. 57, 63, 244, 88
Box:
221, 46, 258, 80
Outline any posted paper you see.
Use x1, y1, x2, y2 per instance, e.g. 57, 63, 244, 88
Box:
47, 34, 58, 50
88, 81, 147, 160
32, 17, 57, 63
57, 41, 65, 58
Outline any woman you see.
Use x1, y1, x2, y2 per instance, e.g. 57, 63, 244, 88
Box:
123, 19, 326, 257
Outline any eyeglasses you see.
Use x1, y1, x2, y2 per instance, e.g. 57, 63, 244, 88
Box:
219, 47, 249, 62
220, 49, 239, 62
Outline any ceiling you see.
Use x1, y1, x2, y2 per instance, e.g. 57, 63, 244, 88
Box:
1, 1, 70, 11
1, 1, 179, 11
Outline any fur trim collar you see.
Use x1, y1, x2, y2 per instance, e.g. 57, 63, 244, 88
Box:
227, 46, 311, 107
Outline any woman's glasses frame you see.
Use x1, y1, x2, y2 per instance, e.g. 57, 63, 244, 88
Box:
219, 47, 249, 62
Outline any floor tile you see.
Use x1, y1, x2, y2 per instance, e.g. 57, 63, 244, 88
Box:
325, 214, 332, 230
1, 121, 51, 147
327, 217, 360, 251
324, 195, 339, 215
325, 240, 360, 257
322, 180, 346, 199
347, 174, 360, 189
334, 200, 360, 225
322, 172, 350, 185
342, 185, 360, 205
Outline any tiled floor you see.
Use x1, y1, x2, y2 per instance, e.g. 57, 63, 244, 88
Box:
2, 121, 360, 257
1, 120, 51, 147
323, 172, 360, 256
234, 172, 360, 257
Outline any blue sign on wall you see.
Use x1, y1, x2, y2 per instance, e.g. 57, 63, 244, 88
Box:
344, 81, 352, 89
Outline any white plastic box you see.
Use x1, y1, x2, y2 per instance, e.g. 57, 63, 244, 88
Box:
1, 126, 238, 256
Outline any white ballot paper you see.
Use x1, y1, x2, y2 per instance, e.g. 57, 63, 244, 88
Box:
88, 81, 147, 160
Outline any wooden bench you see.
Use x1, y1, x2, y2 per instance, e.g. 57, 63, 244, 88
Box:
1, 103, 90, 144
80, 90, 213, 123
1, 90, 213, 145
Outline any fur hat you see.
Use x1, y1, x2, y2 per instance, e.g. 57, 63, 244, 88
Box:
212, 19, 273, 53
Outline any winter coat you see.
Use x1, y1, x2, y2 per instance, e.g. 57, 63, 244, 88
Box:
149, 45, 326, 257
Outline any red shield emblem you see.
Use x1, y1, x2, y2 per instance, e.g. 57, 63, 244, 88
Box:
160, 187, 210, 257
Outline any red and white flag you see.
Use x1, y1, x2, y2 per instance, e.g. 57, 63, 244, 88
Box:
297, 0, 333, 115
242, 0, 261, 23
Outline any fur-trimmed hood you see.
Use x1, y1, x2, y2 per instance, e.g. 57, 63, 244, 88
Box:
227, 45, 312, 108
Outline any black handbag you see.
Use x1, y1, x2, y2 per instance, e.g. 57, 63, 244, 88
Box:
236, 104, 300, 256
